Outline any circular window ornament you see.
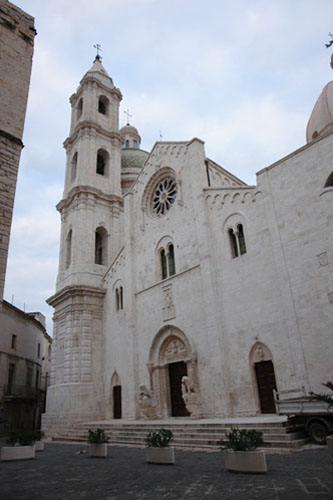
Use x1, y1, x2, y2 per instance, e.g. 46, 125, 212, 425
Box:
151, 177, 177, 216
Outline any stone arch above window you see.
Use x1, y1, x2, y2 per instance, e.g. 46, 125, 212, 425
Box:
224, 213, 247, 259
98, 95, 109, 115
95, 226, 108, 265
96, 148, 109, 176
156, 236, 176, 280
142, 167, 178, 218
65, 229, 72, 269
111, 370, 121, 387
76, 97, 83, 120
71, 152, 78, 182
324, 171, 333, 187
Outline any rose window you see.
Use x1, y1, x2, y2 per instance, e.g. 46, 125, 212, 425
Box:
151, 177, 177, 216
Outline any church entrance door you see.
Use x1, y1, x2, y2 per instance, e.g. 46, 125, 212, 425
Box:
254, 360, 277, 413
113, 385, 122, 419
168, 361, 190, 417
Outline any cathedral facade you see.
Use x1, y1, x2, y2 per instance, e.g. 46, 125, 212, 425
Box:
42, 56, 333, 436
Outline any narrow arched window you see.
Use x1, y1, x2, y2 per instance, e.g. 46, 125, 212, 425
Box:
120, 286, 123, 309
97, 153, 105, 175
133, 139, 138, 148
161, 249, 167, 279
237, 224, 247, 255
116, 288, 120, 311
168, 244, 176, 276
324, 171, 333, 187
228, 228, 238, 258
71, 152, 78, 182
95, 227, 107, 265
125, 139, 129, 148
77, 98, 83, 120
66, 230, 72, 269
98, 95, 109, 115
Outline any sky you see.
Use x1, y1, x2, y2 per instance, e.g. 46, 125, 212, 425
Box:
4, 0, 333, 334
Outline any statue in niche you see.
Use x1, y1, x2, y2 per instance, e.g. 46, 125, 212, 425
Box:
138, 384, 156, 419
181, 375, 201, 419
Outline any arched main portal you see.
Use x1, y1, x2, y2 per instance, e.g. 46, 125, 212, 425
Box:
148, 326, 199, 418
250, 343, 277, 414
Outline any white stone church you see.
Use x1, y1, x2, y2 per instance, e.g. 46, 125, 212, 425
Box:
42, 55, 333, 436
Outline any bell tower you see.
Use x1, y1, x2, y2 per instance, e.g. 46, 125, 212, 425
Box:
43, 57, 123, 434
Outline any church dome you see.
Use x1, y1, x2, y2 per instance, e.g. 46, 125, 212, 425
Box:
306, 54, 333, 143
306, 81, 333, 143
121, 147, 149, 169
119, 122, 149, 193
119, 123, 141, 146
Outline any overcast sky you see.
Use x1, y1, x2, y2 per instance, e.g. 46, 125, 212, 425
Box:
4, 0, 333, 333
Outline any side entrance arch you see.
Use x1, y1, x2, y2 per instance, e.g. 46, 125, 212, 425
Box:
148, 326, 199, 418
250, 343, 277, 414
110, 371, 122, 419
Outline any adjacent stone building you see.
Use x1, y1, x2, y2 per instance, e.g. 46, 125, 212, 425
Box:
0, 1, 52, 433
43, 54, 332, 436
0, 0, 36, 301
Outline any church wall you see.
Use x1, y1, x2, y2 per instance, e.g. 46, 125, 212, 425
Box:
204, 133, 333, 416
102, 139, 233, 419
257, 133, 333, 393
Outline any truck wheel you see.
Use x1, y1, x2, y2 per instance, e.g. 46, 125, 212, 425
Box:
308, 422, 328, 445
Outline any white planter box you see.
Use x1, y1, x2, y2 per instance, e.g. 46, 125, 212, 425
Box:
327, 435, 333, 463
224, 450, 267, 474
35, 441, 45, 452
90, 443, 108, 458
1, 445, 36, 462
146, 447, 175, 464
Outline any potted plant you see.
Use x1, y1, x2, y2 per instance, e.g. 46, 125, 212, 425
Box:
33, 430, 45, 451
88, 428, 109, 458
1, 429, 36, 461
145, 428, 174, 464
220, 428, 267, 474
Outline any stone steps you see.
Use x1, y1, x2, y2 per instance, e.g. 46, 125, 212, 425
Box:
53, 420, 309, 451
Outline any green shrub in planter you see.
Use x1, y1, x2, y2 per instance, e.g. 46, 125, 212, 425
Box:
88, 428, 109, 444
219, 428, 264, 451
145, 428, 173, 448
33, 430, 44, 441
7, 429, 36, 446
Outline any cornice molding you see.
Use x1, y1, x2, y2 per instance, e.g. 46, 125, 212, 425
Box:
47, 285, 106, 308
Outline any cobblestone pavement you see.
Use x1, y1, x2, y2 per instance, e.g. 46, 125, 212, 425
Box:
0, 443, 332, 500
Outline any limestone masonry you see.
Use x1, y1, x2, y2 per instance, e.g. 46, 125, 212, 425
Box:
43, 55, 333, 437
0, 0, 36, 301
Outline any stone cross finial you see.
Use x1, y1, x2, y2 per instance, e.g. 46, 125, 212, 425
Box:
93, 43, 102, 60
124, 109, 132, 125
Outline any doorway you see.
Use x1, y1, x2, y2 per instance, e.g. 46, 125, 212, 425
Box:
168, 361, 190, 417
254, 360, 277, 413
113, 385, 122, 419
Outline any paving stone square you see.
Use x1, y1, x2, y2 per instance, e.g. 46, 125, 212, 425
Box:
0, 443, 332, 499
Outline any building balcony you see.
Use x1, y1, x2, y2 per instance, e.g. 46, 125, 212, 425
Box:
2, 385, 45, 401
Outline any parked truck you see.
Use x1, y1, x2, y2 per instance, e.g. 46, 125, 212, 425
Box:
274, 388, 333, 445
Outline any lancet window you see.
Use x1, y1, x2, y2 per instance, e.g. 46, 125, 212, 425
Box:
158, 242, 176, 280
95, 227, 108, 265
228, 223, 247, 258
